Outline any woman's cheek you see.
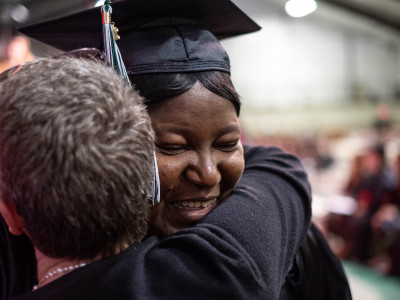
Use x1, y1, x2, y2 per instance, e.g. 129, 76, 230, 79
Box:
156, 155, 187, 199
230, 147, 245, 183
219, 158, 244, 200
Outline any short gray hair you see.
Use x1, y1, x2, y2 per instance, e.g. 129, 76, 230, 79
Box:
0, 56, 154, 259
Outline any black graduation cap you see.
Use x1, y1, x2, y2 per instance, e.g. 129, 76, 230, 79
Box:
18, 0, 260, 75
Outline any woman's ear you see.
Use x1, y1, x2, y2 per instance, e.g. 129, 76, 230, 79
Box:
0, 197, 24, 236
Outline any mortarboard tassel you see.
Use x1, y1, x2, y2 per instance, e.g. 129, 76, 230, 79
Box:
101, 0, 160, 206
101, 0, 129, 82
151, 152, 161, 206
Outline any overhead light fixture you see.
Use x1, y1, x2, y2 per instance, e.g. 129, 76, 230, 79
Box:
94, 1, 105, 7
285, 0, 317, 18
10, 4, 30, 23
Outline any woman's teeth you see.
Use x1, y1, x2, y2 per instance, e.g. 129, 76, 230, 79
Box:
172, 199, 216, 209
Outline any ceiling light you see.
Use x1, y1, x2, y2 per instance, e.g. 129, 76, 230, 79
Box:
285, 0, 317, 18
94, 1, 105, 7
10, 4, 30, 23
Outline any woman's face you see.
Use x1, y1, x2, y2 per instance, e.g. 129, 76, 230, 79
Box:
147, 81, 244, 238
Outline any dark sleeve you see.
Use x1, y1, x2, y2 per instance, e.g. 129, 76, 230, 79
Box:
201, 145, 312, 298
147, 146, 311, 300
282, 223, 352, 300
0, 216, 37, 300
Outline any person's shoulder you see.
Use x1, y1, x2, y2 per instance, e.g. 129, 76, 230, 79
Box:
243, 144, 300, 164
154, 224, 267, 298
242, 144, 309, 185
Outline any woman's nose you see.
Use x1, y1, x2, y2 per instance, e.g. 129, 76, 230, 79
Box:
185, 153, 221, 188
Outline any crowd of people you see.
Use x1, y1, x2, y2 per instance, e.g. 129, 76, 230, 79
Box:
329, 140, 400, 277
253, 125, 400, 278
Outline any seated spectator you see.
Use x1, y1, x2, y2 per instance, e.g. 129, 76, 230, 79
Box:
370, 153, 400, 276
328, 142, 397, 263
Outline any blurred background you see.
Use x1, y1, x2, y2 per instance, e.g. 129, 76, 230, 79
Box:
1, 0, 400, 299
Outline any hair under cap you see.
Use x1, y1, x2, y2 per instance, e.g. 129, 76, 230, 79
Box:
18, 0, 260, 75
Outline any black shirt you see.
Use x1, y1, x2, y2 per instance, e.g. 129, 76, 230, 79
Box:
0, 218, 36, 299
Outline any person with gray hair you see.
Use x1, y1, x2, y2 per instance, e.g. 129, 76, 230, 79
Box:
0, 55, 154, 292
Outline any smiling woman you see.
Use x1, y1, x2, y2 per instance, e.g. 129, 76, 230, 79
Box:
129, 70, 244, 237
145, 80, 244, 237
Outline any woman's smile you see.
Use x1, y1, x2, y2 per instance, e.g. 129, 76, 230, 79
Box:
171, 198, 217, 210
168, 197, 218, 222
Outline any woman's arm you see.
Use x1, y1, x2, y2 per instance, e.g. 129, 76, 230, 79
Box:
150, 145, 312, 299
200, 145, 312, 297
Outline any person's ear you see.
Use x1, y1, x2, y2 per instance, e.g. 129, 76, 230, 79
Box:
0, 197, 24, 236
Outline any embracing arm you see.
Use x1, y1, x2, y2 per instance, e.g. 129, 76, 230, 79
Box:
201, 145, 312, 298
150, 145, 312, 299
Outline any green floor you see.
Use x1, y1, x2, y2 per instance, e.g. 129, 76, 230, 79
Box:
343, 261, 400, 300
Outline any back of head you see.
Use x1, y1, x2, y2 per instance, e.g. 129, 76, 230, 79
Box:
0, 56, 154, 259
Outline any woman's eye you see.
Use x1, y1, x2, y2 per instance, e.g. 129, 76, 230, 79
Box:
215, 141, 239, 152
156, 144, 187, 155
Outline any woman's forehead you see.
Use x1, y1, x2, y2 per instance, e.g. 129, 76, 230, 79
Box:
148, 83, 240, 136
148, 82, 236, 115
